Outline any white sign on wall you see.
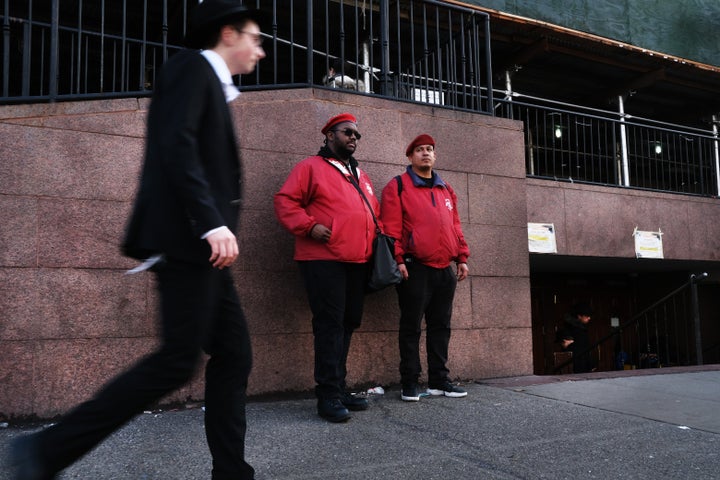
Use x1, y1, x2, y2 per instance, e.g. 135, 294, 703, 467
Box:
634, 228, 663, 259
528, 223, 557, 253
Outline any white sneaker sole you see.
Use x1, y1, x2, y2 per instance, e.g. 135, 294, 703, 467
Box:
401, 394, 420, 401
426, 388, 467, 398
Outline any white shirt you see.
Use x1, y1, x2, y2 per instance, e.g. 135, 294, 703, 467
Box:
200, 49, 241, 103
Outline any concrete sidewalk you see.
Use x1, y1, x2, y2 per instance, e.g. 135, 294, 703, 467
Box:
2, 366, 719, 479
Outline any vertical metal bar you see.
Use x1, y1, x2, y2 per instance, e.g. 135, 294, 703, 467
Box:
140, 0, 147, 90
100, 0, 105, 92
483, 13, 493, 114
49, 0, 59, 100
617, 95, 630, 186
713, 115, 720, 196
22, 18, 31, 96
289, 0, 295, 83
121, 0, 127, 91
690, 273, 705, 365
2, 0, 9, 97
76, 0, 83, 93
305, 0, 313, 85
162, 0, 168, 62
379, 0, 389, 95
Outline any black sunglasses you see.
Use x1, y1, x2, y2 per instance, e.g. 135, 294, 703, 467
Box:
332, 128, 362, 140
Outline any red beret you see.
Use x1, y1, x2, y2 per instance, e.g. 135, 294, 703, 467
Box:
321, 113, 357, 135
405, 134, 435, 156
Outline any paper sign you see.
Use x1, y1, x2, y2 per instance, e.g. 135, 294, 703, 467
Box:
528, 223, 557, 253
634, 229, 663, 259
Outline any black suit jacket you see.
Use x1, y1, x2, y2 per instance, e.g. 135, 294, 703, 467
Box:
123, 50, 241, 264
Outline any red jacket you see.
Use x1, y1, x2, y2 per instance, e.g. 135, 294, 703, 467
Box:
274, 155, 380, 262
380, 167, 470, 269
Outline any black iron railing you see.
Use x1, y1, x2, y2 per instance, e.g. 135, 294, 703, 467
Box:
1, 0, 493, 113
555, 273, 709, 373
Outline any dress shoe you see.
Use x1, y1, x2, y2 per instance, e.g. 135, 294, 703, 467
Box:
341, 392, 369, 411
9, 434, 57, 480
317, 398, 351, 422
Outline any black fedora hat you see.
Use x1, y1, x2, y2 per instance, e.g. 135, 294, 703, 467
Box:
185, 0, 265, 49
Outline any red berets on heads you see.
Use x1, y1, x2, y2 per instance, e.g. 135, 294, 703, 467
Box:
321, 113, 357, 135
405, 134, 435, 156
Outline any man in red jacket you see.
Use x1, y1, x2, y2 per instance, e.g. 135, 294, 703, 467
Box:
380, 134, 470, 402
274, 113, 378, 422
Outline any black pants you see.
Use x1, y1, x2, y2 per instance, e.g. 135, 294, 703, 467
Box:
298, 260, 367, 400
35, 259, 254, 480
397, 262, 457, 386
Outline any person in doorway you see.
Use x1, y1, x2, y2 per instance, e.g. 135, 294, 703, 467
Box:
9, 2, 265, 479
274, 113, 378, 422
557, 302, 595, 373
379, 134, 470, 402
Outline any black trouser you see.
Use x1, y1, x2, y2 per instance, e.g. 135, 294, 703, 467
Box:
397, 261, 457, 386
298, 260, 367, 400
35, 259, 254, 480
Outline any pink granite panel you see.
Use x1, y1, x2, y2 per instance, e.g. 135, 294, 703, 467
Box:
0, 341, 35, 417
688, 201, 720, 260
33, 111, 147, 138
248, 332, 315, 395
35, 268, 152, 339
235, 271, 311, 335
236, 209, 297, 272
1, 268, 151, 341
455, 328, 533, 379
0, 123, 143, 201
0, 268, 42, 340
439, 124, 525, 178
345, 331, 400, 389
472, 276, 531, 329
464, 224, 530, 277
361, 287, 401, 332
37, 198, 133, 269
468, 174, 528, 227
563, 189, 631, 257
526, 182, 567, 253
0, 98, 141, 121
34, 338, 157, 417
0, 196, 37, 267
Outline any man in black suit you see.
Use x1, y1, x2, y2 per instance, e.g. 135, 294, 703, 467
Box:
9, 2, 265, 479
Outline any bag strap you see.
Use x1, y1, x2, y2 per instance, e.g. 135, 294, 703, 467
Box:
324, 158, 381, 233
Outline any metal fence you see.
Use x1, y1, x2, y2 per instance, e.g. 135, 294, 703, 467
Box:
1, 0, 493, 112
498, 97, 720, 196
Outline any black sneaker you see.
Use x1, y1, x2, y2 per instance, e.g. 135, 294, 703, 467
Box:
341, 392, 369, 411
427, 381, 467, 398
317, 398, 351, 422
401, 383, 420, 401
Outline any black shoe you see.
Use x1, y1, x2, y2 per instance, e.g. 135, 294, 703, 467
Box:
9, 434, 57, 480
317, 399, 351, 422
427, 381, 467, 398
341, 392, 369, 411
401, 383, 420, 402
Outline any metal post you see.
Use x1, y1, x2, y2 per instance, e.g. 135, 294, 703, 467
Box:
49, 0, 60, 101
712, 115, 720, 196
690, 272, 707, 365
2, 0, 9, 97
484, 14, 493, 115
379, 0, 390, 95
306, 0, 313, 85
618, 95, 630, 186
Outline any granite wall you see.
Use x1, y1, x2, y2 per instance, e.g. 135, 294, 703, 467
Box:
0, 89, 532, 418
